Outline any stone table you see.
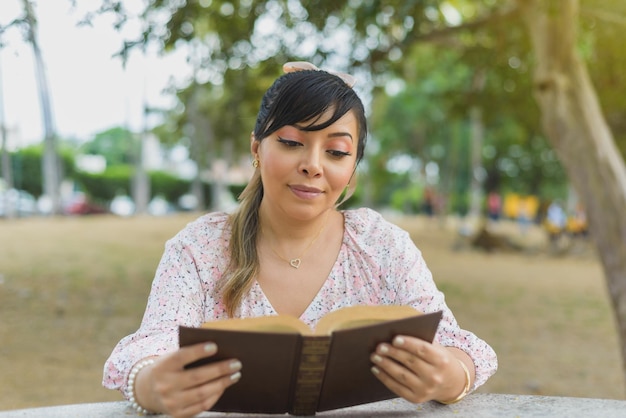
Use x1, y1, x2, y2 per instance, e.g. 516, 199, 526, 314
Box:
1, 394, 626, 417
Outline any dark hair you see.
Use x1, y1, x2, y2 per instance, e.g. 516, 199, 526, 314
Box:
254, 69, 367, 163
221, 69, 367, 316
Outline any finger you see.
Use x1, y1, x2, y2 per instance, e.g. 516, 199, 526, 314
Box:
373, 343, 427, 378
371, 361, 428, 403
152, 342, 230, 394
182, 358, 242, 389
390, 336, 443, 369
167, 342, 219, 371
172, 370, 242, 418
371, 350, 421, 389
373, 339, 441, 392
157, 360, 242, 418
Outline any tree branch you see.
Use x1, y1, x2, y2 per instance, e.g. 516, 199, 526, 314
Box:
580, 6, 626, 26
400, 3, 520, 48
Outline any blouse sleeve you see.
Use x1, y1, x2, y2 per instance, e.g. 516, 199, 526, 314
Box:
390, 227, 498, 390
102, 236, 206, 395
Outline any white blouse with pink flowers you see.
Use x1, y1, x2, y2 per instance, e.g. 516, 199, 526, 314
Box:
103, 208, 497, 396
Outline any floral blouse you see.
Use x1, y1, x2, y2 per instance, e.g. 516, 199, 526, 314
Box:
103, 208, 497, 396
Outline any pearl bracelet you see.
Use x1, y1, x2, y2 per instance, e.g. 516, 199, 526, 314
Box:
438, 359, 472, 405
127, 358, 157, 415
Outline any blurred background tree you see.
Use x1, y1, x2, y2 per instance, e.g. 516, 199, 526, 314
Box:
80, 127, 136, 166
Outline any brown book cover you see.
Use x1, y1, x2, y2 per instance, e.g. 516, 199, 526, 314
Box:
179, 306, 442, 416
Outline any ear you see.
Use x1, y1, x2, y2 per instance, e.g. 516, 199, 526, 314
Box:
250, 132, 260, 155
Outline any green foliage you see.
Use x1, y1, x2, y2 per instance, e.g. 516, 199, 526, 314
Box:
80, 127, 138, 166
75, 165, 134, 201
75, 166, 192, 204
368, 10, 569, 208
150, 171, 191, 203
228, 184, 246, 202
390, 183, 424, 214
8, 147, 43, 196
3, 145, 75, 197
581, 0, 626, 158
96, 0, 623, 210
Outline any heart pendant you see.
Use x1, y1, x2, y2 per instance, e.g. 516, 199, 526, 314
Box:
289, 259, 301, 269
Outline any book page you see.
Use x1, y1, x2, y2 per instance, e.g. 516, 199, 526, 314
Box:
314, 305, 422, 335
200, 314, 312, 335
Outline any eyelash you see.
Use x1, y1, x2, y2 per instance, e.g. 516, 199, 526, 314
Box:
277, 137, 301, 148
277, 137, 352, 158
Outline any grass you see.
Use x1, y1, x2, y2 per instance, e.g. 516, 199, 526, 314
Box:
0, 213, 624, 411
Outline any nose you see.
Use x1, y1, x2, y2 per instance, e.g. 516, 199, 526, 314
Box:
299, 150, 322, 178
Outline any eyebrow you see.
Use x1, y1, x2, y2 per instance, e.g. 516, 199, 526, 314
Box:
328, 132, 354, 141
291, 125, 354, 142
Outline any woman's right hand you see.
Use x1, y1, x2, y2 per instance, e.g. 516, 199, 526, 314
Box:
134, 342, 242, 418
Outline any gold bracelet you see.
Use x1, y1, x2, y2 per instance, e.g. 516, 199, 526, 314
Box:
438, 359, 472, 405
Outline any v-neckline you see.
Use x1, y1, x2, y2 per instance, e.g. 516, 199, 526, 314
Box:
253, 222, 347, 321
254, 241, 343, 319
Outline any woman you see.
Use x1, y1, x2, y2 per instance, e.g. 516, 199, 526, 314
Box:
103, 63, 497, 418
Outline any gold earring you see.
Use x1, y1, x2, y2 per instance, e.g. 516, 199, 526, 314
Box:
252, 159, 259, 168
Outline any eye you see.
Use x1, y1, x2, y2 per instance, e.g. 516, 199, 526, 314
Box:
277, 137, 302, 147
327, 150, 352, 158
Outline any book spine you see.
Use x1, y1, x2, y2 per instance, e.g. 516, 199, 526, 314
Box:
289, 336, 331, 416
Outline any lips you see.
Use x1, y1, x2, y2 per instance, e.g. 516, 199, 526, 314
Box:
289, 185, 323, 199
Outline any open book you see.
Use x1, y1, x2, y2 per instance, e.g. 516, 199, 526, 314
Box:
179, 305, 442, 416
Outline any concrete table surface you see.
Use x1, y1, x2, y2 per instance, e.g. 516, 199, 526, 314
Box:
1, 394, 626, 417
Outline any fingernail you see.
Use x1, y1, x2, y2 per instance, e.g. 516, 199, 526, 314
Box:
372, 354, 383, 364
230, 371, 242, 381
393, 336, 405, 346
379, 344, 389, 354
371, 366, 380, 375
204, 343, 217, 353
229, 360, 242, 371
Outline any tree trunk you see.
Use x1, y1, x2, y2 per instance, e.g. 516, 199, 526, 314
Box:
132, 105, 151, 215
132, 133, 150, 215
187, 83, 212, 211
468, 69, 487, 222
23, 0, 61, 214
0, 57, 16, 218
468, 106, 484, 220
519, 0, 626, 387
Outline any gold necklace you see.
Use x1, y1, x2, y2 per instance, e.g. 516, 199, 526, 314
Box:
264, 213, 329, 269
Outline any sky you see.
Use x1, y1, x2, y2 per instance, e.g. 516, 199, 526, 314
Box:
0, 0, 191, 148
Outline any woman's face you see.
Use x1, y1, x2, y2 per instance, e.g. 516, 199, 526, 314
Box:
253, 109, 359, 221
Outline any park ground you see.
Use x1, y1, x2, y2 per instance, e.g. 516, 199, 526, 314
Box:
0, 212, 624, 410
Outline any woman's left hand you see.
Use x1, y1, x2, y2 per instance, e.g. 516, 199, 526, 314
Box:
370, 336, 471, 404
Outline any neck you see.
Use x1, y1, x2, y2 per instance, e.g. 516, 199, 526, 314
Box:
259, 207, 334, 269
260, 206, 333, 242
